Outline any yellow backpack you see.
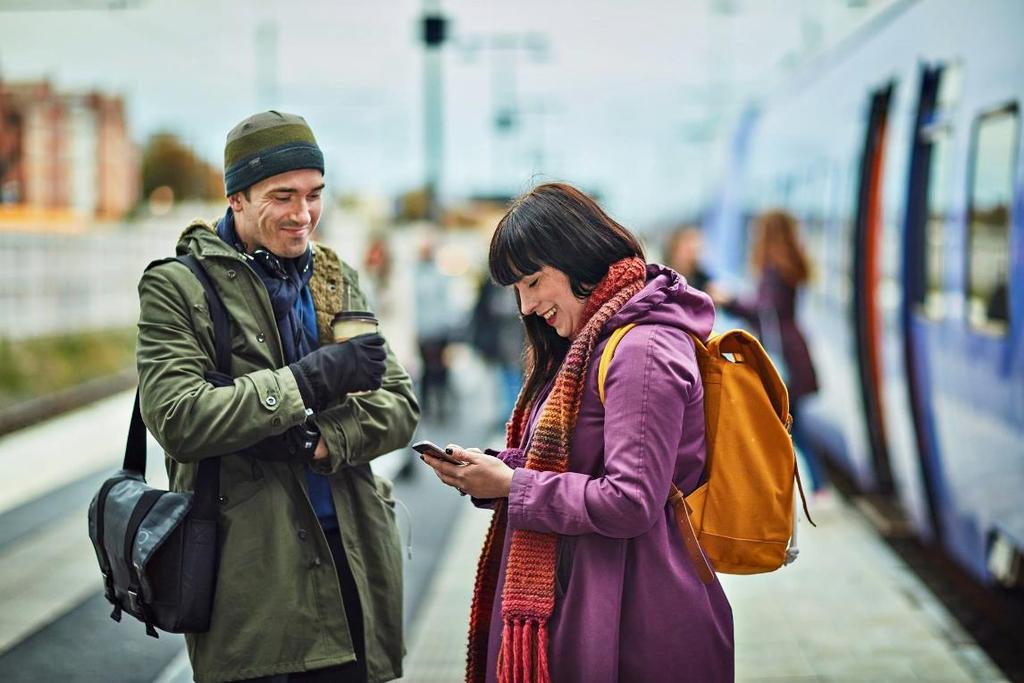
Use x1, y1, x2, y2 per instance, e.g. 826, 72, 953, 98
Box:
597, 324, 812, 583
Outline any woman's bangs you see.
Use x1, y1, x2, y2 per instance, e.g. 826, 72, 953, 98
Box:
489, 218, 545, 286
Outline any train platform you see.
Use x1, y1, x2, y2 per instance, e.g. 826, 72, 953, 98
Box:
0, 382, 1014, 682
398, 486, 1009, 682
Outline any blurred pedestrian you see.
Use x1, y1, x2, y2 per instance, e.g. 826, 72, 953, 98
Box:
136, 111, 418, 683
665, 224, 714, 293
421, 183, 734, 683
713, 209, 825, 494
469, 275, 524, 428
361, 232, 393, 314
414, 240, 455, 422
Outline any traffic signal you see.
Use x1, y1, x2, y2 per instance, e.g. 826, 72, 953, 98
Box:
422, 15, 447, 48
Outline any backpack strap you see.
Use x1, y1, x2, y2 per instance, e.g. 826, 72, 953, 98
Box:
668, 488, 715, 585
711, 330, 790, 423
597, 323, 636, 404
597, 324, 714, 584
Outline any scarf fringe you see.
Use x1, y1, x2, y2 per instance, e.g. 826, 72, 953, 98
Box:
466, 502, 509, 683
537, 620, 550, 683
497, 618, 550, 683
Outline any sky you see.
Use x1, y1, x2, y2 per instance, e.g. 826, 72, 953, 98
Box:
0, 0, 899, 230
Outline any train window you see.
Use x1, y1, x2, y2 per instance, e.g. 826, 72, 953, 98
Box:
911, 63, 962, 319
922, 128, 953, 318
966, 103, 1018, 334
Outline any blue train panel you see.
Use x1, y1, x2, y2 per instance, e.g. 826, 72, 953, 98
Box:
707, 0, 1024, 587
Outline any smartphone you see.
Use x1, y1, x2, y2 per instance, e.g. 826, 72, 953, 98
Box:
411, 440, 466, 466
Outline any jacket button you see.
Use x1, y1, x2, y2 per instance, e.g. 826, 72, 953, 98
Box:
226, 269, 236, 279
256, 332, 265, 343
310, 557, 322, 568
266, 395, 278, 407
297, 528, 308, 541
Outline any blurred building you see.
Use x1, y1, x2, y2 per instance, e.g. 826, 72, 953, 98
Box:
0, 80, 139, 223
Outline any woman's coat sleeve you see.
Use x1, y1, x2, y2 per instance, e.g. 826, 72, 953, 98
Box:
506, 325, 696, 538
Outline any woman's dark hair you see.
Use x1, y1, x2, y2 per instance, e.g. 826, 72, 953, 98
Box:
488, 182, 645, 409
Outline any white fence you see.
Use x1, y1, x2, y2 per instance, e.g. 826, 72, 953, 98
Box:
0, 206, 212, 341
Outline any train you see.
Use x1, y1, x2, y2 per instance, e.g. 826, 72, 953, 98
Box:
705, 0, 1023, 589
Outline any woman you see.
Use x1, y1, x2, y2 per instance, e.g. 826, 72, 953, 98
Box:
421, 183, 734, 682
715, 209, 824, 493
665, 224, 713, 293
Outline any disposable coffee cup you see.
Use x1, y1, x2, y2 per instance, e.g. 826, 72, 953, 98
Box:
332, 311, 379, 343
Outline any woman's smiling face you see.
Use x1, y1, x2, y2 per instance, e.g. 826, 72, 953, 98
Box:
513, 265, 589, 338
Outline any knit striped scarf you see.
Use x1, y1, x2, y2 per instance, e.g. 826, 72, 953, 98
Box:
467, 257, 647, 683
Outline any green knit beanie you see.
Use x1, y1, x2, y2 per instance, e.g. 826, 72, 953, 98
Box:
223, 110, 324, 196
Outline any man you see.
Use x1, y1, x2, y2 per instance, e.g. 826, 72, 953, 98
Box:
413, 240, 454, 422
137, 111, 419, 683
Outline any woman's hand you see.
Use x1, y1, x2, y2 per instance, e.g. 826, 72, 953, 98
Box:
420, 444, 514, 499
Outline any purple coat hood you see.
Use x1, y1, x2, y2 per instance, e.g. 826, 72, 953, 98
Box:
603, 263, 715, 342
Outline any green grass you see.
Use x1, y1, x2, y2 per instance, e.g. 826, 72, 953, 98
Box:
0, 328, 137, 409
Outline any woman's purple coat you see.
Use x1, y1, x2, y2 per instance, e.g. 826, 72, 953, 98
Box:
477, 264, 734, 683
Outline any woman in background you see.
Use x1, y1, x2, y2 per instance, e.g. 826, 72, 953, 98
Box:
665, 224, 713, 293
715, 209, 825, 494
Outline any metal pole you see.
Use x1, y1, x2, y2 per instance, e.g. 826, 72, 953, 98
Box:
421, 5, 447, 221
255, 21, 279, 110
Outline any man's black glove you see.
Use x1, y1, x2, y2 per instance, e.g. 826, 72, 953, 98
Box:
288, 333, 387, 412
240, 421, 321, 462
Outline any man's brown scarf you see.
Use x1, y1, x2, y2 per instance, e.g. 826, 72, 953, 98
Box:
466, 257, 647, 683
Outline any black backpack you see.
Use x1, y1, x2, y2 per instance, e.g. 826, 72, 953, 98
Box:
87, 254, 230, 637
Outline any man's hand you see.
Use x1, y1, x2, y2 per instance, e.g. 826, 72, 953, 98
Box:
288, 333, 387, 411
241, 423, 320, 462
420, 444, 514, 499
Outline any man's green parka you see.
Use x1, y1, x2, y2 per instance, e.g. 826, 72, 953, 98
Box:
136, 220, 419, 683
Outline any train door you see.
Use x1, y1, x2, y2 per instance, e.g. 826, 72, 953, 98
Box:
901, 63, 959, 543
853, 84, 895, 494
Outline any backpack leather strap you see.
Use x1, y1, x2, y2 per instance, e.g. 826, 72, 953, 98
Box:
793, 460, 815, 528
668, 485, 714, 585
